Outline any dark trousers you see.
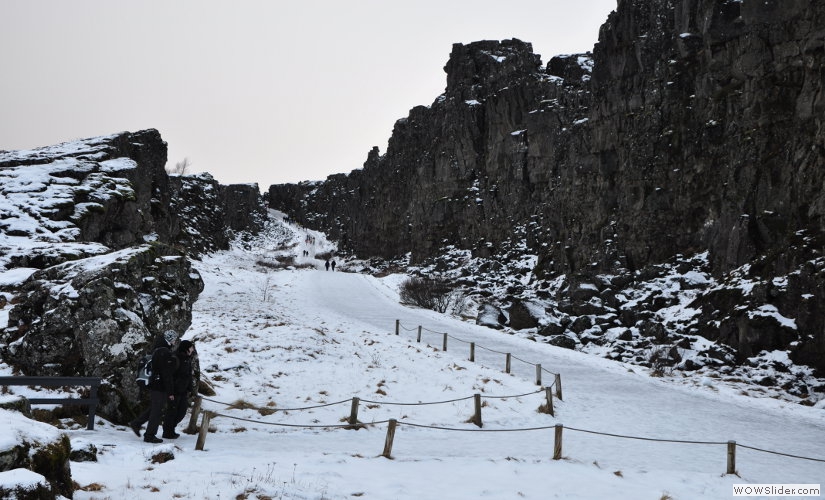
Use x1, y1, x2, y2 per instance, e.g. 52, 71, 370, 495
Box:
143, 390, 168, 439
163, 393, 189, 434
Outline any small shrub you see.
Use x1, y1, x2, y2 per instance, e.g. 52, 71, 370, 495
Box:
399, 276, 467, 313
648, 346, 676, 377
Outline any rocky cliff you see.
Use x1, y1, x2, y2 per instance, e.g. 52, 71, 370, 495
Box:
268, 1, 825, 381
0, 129, 265, 422
270, 0, 824, 275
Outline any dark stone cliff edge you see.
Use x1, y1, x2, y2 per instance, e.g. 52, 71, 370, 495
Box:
0, 129, 265, 422
269, 1, 825, 377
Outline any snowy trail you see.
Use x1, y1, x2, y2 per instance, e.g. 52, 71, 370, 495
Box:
291, 268, 825, 484
57, 240, 825, 500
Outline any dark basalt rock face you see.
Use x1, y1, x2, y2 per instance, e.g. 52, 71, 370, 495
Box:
221, 183, 266, 234
0, 129, 266, 422
0, 129, 174, 257
2, 244, 204, 422
268, 1, 825, 376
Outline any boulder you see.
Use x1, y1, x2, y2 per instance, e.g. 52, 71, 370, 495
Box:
0, 409, 73, 499
476, 303, 506, 329
506, 299, 542, 330
1, 244, 203, 423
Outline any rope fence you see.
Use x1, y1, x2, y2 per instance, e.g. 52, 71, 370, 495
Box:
187, 396, 825, 474
183, 319, 825, 477
394, 320, 563, 397
200, 385, 552, 433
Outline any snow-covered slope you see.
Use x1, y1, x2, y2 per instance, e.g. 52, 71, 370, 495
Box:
3, 215, 823, 499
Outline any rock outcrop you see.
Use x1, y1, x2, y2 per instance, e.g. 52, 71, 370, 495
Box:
221, 183, 266, 234
0, 407, 73, 499
1, 244, 203, 422
270, 2, 825, 275
0, 129, 265, 422
268, 1, 825, 378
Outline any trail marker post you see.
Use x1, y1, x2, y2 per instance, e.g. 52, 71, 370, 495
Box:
473, 394, 483, 428
382, 419, 397, 458
553, 424, 563, 460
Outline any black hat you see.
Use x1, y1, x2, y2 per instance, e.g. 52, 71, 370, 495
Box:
178, 340, 194, 352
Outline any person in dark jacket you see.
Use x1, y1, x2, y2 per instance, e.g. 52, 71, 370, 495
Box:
129, 329, 179, 443
162, 339, 196, 438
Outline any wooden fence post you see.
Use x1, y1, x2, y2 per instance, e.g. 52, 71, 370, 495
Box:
505, 353, 511, 374
536, 364, 542, 386
87, 383, 99, 430
395, 319, 399, 335
382, 419, 397, 458
554, 373, 563, 400
186, 396, 203, 434
727, 441, 736, 474
553, 424, 563, 460
417, 326, 422, 343
349, 397, 360, 428
473, 393, 483, 428
195, 411, 212, 451
544, 387, 554, 416
469, 342, 475, 362
442, 333, 448, 351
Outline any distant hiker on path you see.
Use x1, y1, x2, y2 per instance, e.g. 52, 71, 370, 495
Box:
331, 260, 336, 271
325, 260, 330, 271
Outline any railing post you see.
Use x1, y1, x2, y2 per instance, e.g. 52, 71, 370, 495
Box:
544, 387, 554, 416
195, 411, 212, 451
536, 364, 542, 386
86, 382, 99, 430
349, 397, 360, 428
382, 419, 397, 458
727, 441, 737, 475
186, 396, 203, 434
554, 373, 563, 400
442, 333, 448, 352
417, 326, 422, 343
505, 353, 511, 374
553, 424, 563, 460
473, 394, 483, 428
469, 342, 475, 362
395, 319, 399, 335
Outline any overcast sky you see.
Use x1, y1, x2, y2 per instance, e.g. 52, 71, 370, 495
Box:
1, 1, 616, 188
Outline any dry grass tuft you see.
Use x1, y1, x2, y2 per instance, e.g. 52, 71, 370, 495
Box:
227, 399, 258, 411
78, 482, 105, 491
151, 451, 174, 464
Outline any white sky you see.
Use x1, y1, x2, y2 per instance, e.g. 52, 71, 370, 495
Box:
0, 0, 616, 188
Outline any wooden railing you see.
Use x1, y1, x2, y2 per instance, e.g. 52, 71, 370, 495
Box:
0, 376, 101, 430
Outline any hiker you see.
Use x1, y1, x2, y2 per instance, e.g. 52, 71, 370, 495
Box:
325, 260, 330, 271
163, 339, 196, 439
129, 330, 179, 443
331, 260, 336, 272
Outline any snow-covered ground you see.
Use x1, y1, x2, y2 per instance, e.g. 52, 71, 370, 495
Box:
4, 215, 825, 499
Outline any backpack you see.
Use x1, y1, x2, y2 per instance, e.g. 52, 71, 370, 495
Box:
136, 352, 154, 387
